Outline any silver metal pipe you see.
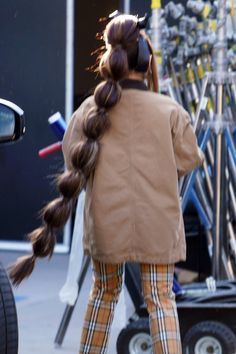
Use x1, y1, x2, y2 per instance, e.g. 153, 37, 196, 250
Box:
169, 57, 183, 104
231, 73, 236, 123
206, 229, 235, 279
206, 141, 214, 167
226, 168, 236, 220
195, 174, 213, 223
213, 83, 224, 280
229, 184, 236, 219
227, 211, 236, 261
213, 0, 228, 73
211, 0, 229, 279
228, 149, 236, 185
194, 74, 209, 132
207, 229, 235, 279
222, 249, 235, 280
206, 230, 213, 258
206, 138, 236, 220
164, 79, 177, 101
230, 75, 236, 105
150, 6, 163, 81
123, 0, 130, 14
229, 0, 236, 34
203, 159, 214, 202
213, 133, 223, 279
63, 0, 75, 253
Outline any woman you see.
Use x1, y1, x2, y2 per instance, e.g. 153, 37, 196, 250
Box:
10, 14, 204, 354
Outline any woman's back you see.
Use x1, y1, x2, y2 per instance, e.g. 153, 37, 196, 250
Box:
63, 79, 204, 264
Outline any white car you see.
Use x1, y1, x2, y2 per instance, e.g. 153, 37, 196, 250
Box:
0, 99, 25, 354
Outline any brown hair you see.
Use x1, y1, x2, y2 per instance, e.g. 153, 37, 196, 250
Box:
9, 14, 158, 286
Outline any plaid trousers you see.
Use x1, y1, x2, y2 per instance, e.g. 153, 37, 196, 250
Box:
79, 260, 182, 354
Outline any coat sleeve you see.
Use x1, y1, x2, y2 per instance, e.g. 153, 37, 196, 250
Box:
171, 106, 205, 178
62, 96, 94, 170
62, 111, 83, 171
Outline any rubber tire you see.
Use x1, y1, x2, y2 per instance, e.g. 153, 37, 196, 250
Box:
183, 320, 236, 354
116, 317, 152, 354
0, 262, 18, 354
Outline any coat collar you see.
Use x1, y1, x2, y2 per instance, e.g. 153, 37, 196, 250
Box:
120, 79, 148, 91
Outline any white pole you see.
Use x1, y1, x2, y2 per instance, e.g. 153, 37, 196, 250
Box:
63, 0, 75, 251
150, 0, 163, 81
124, 0, 130, 14
65, 0, 74, 124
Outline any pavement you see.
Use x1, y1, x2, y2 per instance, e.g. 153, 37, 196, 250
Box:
1, 251, 134, 354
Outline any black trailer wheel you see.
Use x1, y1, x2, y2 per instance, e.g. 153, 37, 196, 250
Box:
0, 262, 18, 354
183, 321, 236, 354
116, 318, 153, 354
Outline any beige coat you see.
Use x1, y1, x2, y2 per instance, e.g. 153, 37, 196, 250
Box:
62, 80, 204, 265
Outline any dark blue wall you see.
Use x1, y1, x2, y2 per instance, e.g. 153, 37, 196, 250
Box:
0, 1, 66, 241
0, 0, 121, 243
74, 0, 121, 103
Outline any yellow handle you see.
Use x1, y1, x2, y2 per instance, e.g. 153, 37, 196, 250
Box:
230, 0, 235, 16
203, 3, 211, 18
187, 66, 195, 83
151, 0, 161, 9
209, 19, 217, 31
197, 62, 205, 80
155, 50, 162, 64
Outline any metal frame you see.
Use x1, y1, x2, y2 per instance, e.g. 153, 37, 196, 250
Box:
181, 0, 236, 280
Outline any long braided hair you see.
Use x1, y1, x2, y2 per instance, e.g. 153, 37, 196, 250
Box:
9, 14, 158, 286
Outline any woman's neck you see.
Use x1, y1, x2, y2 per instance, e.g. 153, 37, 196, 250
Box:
126, 71, 145, 81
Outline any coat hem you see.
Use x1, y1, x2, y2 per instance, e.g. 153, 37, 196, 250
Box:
83, 248, 186, 265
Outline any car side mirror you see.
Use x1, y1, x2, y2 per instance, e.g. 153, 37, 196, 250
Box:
0, 98, 25, 144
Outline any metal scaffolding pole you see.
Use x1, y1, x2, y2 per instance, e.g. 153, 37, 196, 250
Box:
150, 0, 236, 279
150, 0, 163, 83
212, 0, 228, 279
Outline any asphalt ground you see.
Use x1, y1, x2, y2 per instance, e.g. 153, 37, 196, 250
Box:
1, 251, 134, 354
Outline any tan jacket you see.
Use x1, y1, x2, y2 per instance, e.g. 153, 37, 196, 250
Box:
62, 80, 204, 264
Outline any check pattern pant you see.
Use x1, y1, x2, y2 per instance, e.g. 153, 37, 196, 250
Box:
79, 261, 182, 354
